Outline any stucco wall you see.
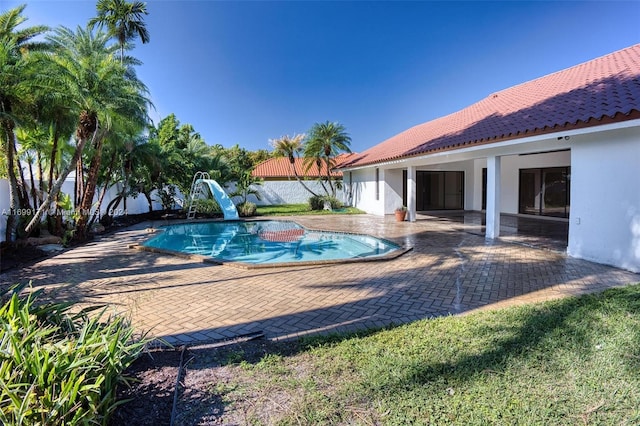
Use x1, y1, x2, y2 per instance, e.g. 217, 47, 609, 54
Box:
0, 177, 165, 242
568, 126, 640, 272
384, 169, 404, 213
350, 168, 384, 215
249, 180, 346, 206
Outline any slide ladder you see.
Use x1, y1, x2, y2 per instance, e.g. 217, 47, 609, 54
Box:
187, 171, 209, 219
187, 172, 240, 220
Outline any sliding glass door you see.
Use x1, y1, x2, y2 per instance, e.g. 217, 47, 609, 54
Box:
519, 167, 570, 218
416, 171, 464, 210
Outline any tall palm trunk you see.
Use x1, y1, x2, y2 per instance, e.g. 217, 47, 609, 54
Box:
144, 192, 153, 212
324, 156, 335, 197
88, 149, 117, 229
75, 156, 84, 209
75, 137, 105, 240
315, 158, 330, 196
16, 159, 29, 208
3, 122, 21, 242
37, 151, 44, 205
25, 113, 100, 234
47, 122, 60, 194
27, 158, 38, 210
288, 158, 318, 197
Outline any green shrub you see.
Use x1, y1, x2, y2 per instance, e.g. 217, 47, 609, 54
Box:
324, 196, 342, 209
308, 195, 342, 211
0, 283, 147, 425
308, 195, 324, 211
237, 202, 257, 217
195, 198, 221, 216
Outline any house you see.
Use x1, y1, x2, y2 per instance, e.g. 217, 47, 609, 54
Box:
251, 153, 357, 205
338, 44, 640, 273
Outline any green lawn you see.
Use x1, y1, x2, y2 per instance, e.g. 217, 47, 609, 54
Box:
256, 203, 365, 216
210, 284, 640, 425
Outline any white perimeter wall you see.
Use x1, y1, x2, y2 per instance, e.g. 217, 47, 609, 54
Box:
250, 180, 346, 206
0, 178, 165, 242
568, 126, 640, 273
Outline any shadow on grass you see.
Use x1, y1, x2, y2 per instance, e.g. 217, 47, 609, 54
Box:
119, 284, 640, 425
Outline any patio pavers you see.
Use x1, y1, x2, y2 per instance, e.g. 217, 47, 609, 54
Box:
1, 214, 638, 346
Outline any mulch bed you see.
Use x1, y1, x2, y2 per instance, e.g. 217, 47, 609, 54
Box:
109, 348, 184, 426
0, 243, 48, 272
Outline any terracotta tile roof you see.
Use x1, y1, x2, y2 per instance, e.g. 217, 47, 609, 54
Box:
252, 153, 357, 178
341, 44, 640, 169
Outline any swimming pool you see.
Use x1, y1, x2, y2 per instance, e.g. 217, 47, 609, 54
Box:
141, 220, 404, 267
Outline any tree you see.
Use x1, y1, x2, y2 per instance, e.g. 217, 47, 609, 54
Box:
0, 4, 49, 241
88, 0, 149, 62
304, 121, 352, 197
230, 171, 262, 206
270, 133, 318, 197
24, 26, 150, 239
149, 114, 230, 199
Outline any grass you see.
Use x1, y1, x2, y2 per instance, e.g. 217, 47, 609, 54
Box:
256, 203, 365, 216
210, 284, 640, 425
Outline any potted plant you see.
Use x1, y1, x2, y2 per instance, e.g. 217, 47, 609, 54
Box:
395, 206, 407, 222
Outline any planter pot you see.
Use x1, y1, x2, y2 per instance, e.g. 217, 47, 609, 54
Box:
395, 210, 407, 222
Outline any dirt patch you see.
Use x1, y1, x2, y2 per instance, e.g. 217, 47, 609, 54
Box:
110, 348, 183, 426
110, 339, 302, 425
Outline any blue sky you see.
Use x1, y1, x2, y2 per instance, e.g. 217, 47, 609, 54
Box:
8, 1, 640, 153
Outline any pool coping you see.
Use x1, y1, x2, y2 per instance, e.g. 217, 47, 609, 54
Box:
132, 218, 413, 270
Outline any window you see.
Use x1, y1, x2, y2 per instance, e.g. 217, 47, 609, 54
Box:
375, 168, 379, 200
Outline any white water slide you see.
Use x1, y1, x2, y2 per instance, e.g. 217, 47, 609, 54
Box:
187, 172, 240, 220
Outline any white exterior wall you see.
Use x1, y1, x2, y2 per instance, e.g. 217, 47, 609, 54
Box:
351, 168, 385, 215
250, 180, 346, 206
384, 169, 404, 213
568, 126, 640, 272
471, 159, 485, 210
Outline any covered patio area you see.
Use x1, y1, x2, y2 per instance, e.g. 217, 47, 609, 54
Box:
418, 211, 568, 252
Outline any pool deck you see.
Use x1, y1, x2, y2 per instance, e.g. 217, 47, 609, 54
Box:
2, 214, 638, 346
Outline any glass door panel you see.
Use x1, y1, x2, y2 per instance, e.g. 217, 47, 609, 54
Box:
519, 167, 570, 218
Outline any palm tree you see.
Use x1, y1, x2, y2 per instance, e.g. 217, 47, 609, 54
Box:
270, 133, 318, 197
304, 121, 352, 197
0, 4, 49, 241
88, 0, 149, 62
24, 26, 150, 239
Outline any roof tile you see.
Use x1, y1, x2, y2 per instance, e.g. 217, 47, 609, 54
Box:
342, 44, 640, 168
253, 153, 357, 178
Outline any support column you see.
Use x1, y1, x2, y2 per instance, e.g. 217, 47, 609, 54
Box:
485, 155, 501, 239
407, 165, 416, 222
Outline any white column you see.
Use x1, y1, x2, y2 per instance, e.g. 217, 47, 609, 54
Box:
407, 165, 416, 222
485, 155, 501, 239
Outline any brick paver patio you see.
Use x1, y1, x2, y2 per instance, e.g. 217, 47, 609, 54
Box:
2, 214, 638, 346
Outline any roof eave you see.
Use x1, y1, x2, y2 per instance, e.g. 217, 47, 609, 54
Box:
338, 110, 640, 171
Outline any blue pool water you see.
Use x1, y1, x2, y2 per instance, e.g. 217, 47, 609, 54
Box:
142, 220, 401, 265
